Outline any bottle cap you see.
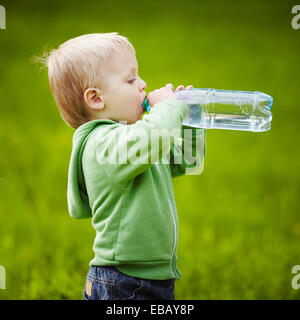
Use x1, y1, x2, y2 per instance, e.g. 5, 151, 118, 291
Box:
142, 97, 151, 112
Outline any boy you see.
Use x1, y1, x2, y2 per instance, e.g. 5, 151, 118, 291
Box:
45, 33, 206, 300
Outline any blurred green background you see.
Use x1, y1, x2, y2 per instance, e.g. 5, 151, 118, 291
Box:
0, 0, 299, 299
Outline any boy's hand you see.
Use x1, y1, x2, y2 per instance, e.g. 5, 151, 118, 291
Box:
147, 84, 176, 107
147, 83, 194, 107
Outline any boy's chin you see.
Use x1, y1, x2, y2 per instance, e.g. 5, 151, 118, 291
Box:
127, 116, 143, 125
116, 113, 143, 125
117, 119, 135, 125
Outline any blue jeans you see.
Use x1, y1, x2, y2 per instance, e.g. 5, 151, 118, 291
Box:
83, 265, 175, 300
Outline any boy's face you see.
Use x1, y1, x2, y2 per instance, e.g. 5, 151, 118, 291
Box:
100, 48, 147, 124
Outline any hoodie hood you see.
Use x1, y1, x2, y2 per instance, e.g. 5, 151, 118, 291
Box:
67, 119, 115, 219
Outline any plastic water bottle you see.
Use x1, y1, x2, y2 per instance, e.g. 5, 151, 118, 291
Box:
142, 88, 273, 132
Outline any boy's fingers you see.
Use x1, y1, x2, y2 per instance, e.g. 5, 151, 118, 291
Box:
165, 83, 175, 92
176, 85, 185, 91
175, 84, 193, 91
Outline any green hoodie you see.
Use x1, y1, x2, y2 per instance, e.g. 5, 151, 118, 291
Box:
67, 99, 206, 280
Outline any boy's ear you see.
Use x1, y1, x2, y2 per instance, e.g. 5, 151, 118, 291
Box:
84, 88, 105, 110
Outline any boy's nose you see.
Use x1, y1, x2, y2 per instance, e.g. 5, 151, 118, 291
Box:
140, 79, 147, 91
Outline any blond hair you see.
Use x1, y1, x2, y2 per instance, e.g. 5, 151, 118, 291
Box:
42, 33, 135, 129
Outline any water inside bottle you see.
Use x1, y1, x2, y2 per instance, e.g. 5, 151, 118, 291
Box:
182, 100, 272, 132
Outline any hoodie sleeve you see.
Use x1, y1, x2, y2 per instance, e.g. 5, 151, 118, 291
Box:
95, 99, 188, 187
168, 126, 206, 177
67, 121, 107, 219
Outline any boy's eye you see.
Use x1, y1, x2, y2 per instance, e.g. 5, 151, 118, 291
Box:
128, 79, 136, 84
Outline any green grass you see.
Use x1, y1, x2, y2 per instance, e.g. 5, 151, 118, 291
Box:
0, 0, 300, 299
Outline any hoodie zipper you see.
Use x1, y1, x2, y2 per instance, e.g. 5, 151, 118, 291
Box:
155, 164, 177, 275
168, 198, 177, 258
